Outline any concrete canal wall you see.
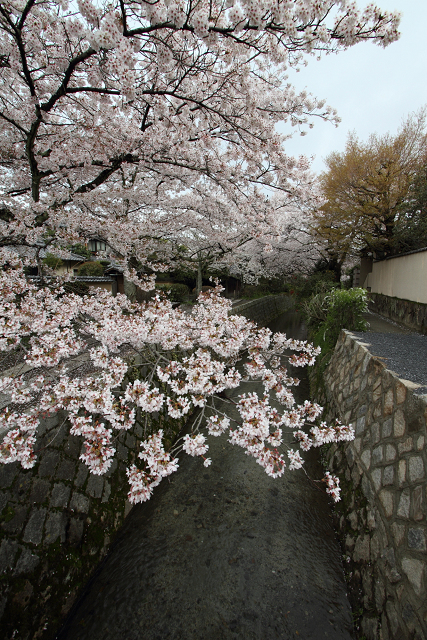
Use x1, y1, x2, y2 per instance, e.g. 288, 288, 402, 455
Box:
0, 294, 292, 640
320, 329, 427, 640
231, 294, 294, 325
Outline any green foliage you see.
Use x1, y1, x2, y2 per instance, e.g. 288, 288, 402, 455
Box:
288, 271, 337, 299
305, 288, 368, 395
42, 253, 64, 270
155, 282, 190, 302
68, 243, 92, 259
77, 261, 104, 276
307, 287, 368, 353
392, 163, 427, 254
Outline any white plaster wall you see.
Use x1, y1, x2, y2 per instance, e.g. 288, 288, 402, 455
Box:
365, 250, 427, 304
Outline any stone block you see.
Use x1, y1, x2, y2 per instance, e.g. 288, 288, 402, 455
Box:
23, 508, 47, 545
382, 418, 392, 439
0, 464, 19, 489
345, 535, 355, 552
38, 450, 60, 477
412, 485, 423, 521
0, 539, 19, 573
55, 458, 76, 482
29, 479, 50, 504
354, 534, 370, 563
416, 435, 425, 451
383, 388, 394, 417
356, 415, 366, 435
117, 442, 129, 462
379, 490, 394, 518
397, 490, 410, 519
348, 510, 358, 530
383, 465, 394, 486
64, 435, 81, 458
125, 433, 136, 449
372, 446, 383, 466
385, 444, 396, 462
409, 456, 424, 483
2, 505, 29, 536
70, 492, 90, 514
408, 528, 426, 551
401, 557, 424, 595
345, 446, 355, 467
391, 522, 405, 546
86, 475, 104, 499
371, 423, 380, 444
75, 463, 89, 488
14, 548, 40, 575
11, 475, 32, 501
395, 381, 407, 405
44, 511, 67, 545
372, 468, 382, 492
398, 460, 406, 487
361, 449, 371, 469
50, 483, 71, 509
393, 410, 406, 437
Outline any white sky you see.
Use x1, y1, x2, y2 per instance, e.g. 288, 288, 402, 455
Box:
281, 0, 427, 175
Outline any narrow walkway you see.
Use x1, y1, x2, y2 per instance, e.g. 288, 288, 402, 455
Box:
355, 311, 427, 392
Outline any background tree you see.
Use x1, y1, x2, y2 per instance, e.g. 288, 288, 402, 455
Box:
0, 0, 401, 274
392, 161, 427, 253
312, 109, 427, 269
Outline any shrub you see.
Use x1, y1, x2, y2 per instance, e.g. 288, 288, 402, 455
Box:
290, 271, 337, 299
77, 261, 105, 276
155, 282, 190, 303
308, 287, 368, 352
42, 253, 64, 270
305, 287, 368, 395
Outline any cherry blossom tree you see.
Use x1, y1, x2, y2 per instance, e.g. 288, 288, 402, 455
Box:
0, 0, 401, 501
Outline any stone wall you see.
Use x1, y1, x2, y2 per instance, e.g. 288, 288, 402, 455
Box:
319, 330, 427, 640
369, 293, 427, 335
231, 294, 293, 325
0, 409, 155, 640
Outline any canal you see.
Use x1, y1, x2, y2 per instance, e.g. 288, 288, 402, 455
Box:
56, 310, 354, 640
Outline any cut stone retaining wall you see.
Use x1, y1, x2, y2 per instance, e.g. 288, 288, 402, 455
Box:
0, 295, 291, 640
319, 330, 427, 640
369, 293, 427, 335
0, 410, 154, 640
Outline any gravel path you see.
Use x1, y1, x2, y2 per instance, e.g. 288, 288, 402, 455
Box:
353, 312, 427, 393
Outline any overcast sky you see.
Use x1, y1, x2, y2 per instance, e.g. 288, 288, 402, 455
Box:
281, 0, 427, 175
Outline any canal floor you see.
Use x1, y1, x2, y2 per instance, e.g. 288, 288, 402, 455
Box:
56, 311, 354, 640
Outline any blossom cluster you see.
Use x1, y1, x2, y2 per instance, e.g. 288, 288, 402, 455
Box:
0, 255, 354, 502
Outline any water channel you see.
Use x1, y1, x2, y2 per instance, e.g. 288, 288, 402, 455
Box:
56, 310, 354, 640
